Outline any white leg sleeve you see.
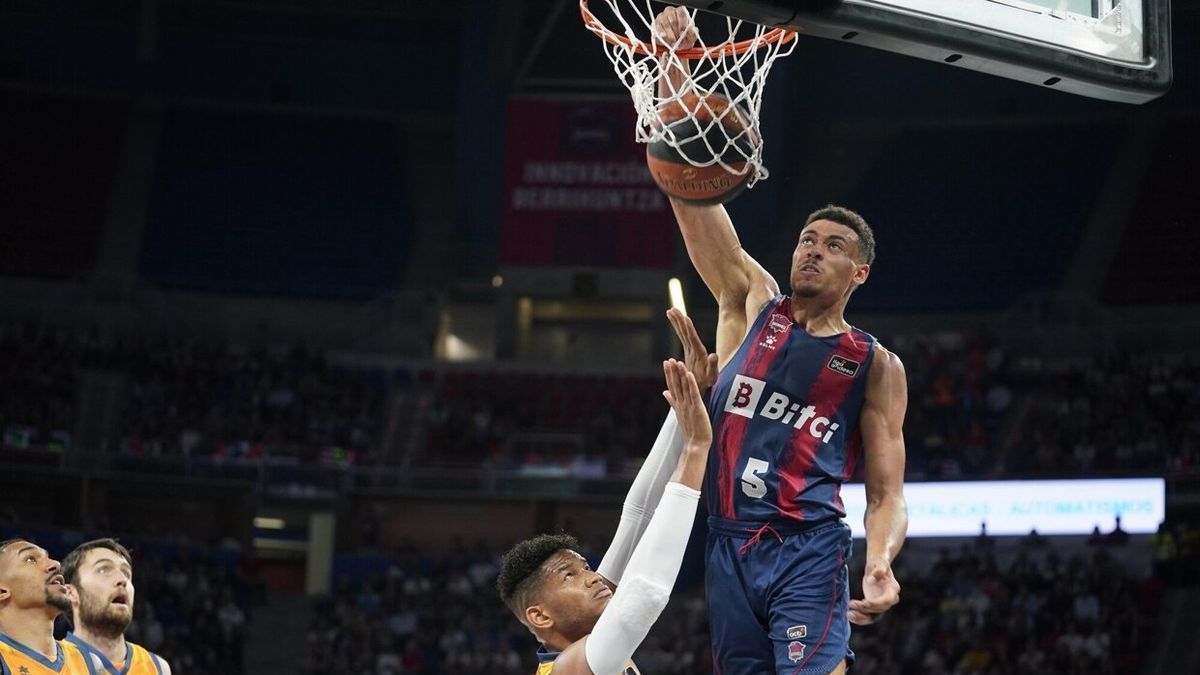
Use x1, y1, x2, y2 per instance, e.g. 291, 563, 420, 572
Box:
596, 411, 683, 585
585, 482, 699, 675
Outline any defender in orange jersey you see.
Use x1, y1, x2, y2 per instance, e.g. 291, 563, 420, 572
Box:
498, 311, 718, 675
0, 539, 90, 674
61, 539, 171, 675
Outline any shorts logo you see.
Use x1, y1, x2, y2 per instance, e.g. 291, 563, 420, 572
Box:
787, 641, 805, 662
787, 625, 807, 640
827, 355, 861, 378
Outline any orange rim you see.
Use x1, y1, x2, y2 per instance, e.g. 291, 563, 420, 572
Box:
580, 0, 797, 60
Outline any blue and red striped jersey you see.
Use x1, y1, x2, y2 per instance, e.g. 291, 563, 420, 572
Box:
706, 295, 876, 524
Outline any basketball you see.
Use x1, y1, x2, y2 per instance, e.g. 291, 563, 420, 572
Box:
646, 92, 759, 206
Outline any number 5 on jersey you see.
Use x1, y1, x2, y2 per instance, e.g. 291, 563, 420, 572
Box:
741, 458, 770, 498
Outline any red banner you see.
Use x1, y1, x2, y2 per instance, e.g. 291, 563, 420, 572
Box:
500, 98, 675, 268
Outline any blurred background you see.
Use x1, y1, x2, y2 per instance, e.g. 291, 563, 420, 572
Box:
1, 1, 1198, 673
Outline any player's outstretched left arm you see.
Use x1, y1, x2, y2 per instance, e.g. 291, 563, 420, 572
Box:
596, 309, 717, 587
851, 344, 908, 626
552, 360, 711, 675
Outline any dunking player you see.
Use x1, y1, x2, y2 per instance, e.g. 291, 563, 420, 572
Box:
0, 539, 90, 674
497, 310, 715, 675
654, 7, 909, 675
61, 538, 172, 675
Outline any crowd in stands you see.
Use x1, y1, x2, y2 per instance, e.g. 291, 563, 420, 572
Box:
0, 322, 383, 465
886, 330, 1014, 480
417, 369, 665, 475
306, 543, 526, 675
1007, 353, 1199, 477
845, 537, 1164, 675
118, 541, 253, 675
0, 323, 79, 452
116, 336, 381, 465
311, 524, 1200, 675
4, 320, 1199, 484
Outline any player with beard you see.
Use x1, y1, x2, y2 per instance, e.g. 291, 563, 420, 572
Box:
60, 539, 171, 675
0, 539, 90, 674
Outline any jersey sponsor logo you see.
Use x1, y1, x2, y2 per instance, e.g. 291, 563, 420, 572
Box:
722, 376, 840, 443
724, 374, 765, 418
827, 355, 861, 378
787, 625, 807, 640
787, 641, 806, 662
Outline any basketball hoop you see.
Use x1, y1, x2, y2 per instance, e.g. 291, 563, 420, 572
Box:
580, 0, 797, 187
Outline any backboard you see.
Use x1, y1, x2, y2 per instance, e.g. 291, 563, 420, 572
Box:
672, 0, 1172, 104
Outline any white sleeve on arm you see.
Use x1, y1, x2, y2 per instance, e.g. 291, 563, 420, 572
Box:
585, 482, 700, 675
596, 410, 684, 585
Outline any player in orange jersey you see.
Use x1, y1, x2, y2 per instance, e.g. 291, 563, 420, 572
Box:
0, 539, 90, 674
61, 538, 171, 675
498, 310, 718, 675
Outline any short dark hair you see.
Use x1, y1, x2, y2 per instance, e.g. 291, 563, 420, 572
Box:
804, 204, 876, 265
61, 538, 133, 586
497, 533, 581, 619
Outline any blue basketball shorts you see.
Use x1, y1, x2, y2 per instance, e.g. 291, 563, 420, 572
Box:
705, 517, 854, 675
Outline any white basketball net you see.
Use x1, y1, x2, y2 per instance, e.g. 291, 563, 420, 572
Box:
581, 1, 797, 187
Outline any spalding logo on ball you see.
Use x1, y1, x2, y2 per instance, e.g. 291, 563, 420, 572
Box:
646, 92, 760, 206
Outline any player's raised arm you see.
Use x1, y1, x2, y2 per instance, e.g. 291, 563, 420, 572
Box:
659, 359, 713, 489
851, 344, 909, 625
654, 5, 697, 101
597, 309, 717, 587
652, 7, 779, 364
666, 307, 719, 391
552, 359, 711, 675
